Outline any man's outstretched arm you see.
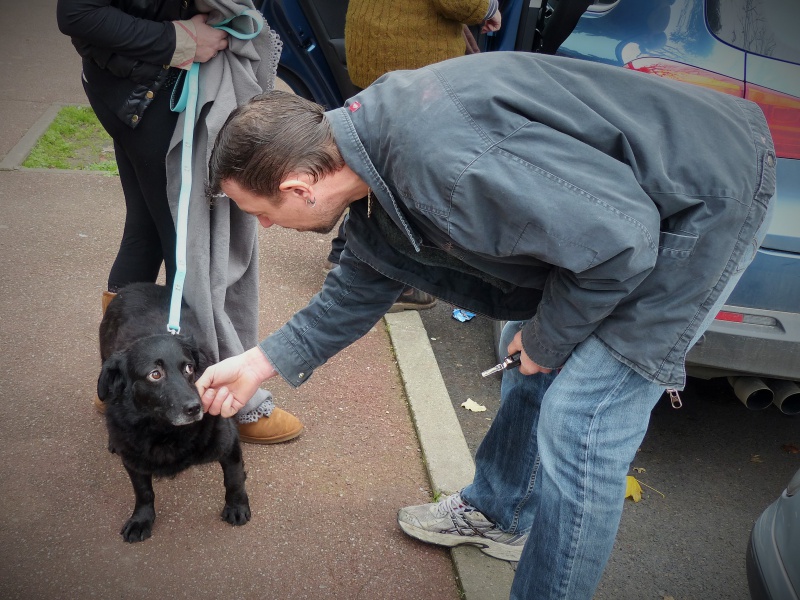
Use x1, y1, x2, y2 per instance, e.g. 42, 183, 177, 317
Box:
196, 347, 277, 417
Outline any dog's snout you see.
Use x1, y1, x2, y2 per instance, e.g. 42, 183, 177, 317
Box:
184, 403, 202, 418
166, 399, 203, 426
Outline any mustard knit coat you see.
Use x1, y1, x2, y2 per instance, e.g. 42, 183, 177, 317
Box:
345, 0, 491, 89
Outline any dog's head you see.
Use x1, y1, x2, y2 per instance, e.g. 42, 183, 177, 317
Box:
98, 334, 205, 426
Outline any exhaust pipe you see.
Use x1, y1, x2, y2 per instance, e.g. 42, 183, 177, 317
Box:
763, 379, 800, 416
728, 377, 773, 411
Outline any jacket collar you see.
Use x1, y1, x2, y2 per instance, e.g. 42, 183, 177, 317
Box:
327, 106, 422, 252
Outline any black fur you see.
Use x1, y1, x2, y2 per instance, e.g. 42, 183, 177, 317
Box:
98, 282, 250, 543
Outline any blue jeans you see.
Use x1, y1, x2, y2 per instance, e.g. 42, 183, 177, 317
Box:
462, 329, 663, 599
461, 200, 774, 599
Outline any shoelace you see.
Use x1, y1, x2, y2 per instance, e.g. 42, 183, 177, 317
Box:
435, 493, 475, 518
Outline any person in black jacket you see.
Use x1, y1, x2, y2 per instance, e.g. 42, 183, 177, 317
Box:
57, 0, 226, 304
57, 0, 303, 444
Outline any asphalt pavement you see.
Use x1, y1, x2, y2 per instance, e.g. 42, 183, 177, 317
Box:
0, 1, 512, 598
421, 305, 800, 599
3, 3, 798, 600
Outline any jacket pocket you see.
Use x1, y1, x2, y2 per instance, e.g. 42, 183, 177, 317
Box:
658, 230, 698, 260
754, 149, 776, 208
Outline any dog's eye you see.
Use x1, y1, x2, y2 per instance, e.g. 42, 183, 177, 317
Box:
184, 364, 195, 376
147, 369, 163, 382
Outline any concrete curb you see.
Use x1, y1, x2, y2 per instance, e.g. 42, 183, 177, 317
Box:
0, 103, 63, 170
385, 311, 475, 494
385, 311, 516, 600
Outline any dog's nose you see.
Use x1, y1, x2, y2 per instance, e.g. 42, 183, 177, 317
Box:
184, 403, 202, 418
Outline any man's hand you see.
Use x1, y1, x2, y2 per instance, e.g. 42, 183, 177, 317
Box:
482, 11, 502, 33
196, 347, 277, 417
191, 13, 228, 62
507, 330, 553, 376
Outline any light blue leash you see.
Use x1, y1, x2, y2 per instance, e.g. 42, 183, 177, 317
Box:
166, 9, 264, 334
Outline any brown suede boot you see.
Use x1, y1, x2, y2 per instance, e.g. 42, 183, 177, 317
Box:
101, 290, 117, 314
237, 408, 304, 444
94, 291, 118, 413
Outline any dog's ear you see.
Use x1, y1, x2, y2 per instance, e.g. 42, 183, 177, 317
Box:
97, 353, 127, 402
196, 348, 213, 377
178, 334, 209, 377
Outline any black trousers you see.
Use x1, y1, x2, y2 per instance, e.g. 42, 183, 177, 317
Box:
83, 76, 179, 291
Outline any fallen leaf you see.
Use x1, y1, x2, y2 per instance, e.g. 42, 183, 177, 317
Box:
781, 443, 799, 454
638, 479, 666, 498
625, 476, 642, 502
633, 467, 646, 473
751, 454, 763, 463
461, 398, 487, 412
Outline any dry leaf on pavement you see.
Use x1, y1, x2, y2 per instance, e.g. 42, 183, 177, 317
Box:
625, 475, 642, 502
461, 398, 487, 412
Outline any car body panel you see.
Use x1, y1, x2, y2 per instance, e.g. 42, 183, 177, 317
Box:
554, 0, 800, 383
687, 305, 800, 380
747, 468, 800, 600
749, 54, 800, 98
260, 0, 346, 108
763, 162, 800, 254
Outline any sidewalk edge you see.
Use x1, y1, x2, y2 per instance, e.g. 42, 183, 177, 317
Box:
0, 103, 64, 170
384, 311, 515, 600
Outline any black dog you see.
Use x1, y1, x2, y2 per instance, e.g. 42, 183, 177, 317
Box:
97, 282, 250, 542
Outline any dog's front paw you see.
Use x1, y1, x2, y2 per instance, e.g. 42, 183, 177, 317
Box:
221, 501, 251, 526
120, 511, 155, 543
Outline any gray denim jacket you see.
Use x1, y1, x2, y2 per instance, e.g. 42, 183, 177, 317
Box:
260, 53, 775, 389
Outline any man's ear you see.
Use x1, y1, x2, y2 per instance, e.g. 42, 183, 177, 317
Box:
279, 177, 315, 203
97, 353, 127, 403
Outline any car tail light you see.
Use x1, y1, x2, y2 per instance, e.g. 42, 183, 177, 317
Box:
716, 310, 744, 323
624, 58, 745, 97
715, 310, 778, 327
745, 84, 800, 160
625, 58, 800, 161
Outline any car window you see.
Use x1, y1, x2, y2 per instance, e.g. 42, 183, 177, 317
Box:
707, 0, 800, 64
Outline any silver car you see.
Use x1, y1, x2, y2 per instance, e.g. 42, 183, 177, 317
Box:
747, 467, 800, 600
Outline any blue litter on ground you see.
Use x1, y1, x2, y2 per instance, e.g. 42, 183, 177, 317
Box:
452, 308, 476, 322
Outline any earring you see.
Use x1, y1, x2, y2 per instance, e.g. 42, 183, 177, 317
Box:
306, 196, 317, 208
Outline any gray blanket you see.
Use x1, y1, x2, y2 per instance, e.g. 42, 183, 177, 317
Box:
165, 0, 282, 415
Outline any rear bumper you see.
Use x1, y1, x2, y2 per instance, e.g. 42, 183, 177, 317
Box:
686, 306, 800, 381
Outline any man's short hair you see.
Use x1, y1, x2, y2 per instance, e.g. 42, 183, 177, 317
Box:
208, 90, 344, 200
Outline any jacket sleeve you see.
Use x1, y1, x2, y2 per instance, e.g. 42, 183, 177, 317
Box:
57, 0, 177, 65
518, 220, 658, 369
259, 247, 406, 387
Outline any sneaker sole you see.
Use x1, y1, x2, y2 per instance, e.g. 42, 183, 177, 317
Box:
398, 519, 523, 561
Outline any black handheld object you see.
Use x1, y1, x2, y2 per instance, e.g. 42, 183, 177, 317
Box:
481, 352, 522, 377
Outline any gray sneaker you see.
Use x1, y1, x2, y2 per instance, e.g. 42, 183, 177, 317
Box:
398, 492, 527, 561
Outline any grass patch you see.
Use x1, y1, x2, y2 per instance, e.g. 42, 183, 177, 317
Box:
23, 105, 118, 174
